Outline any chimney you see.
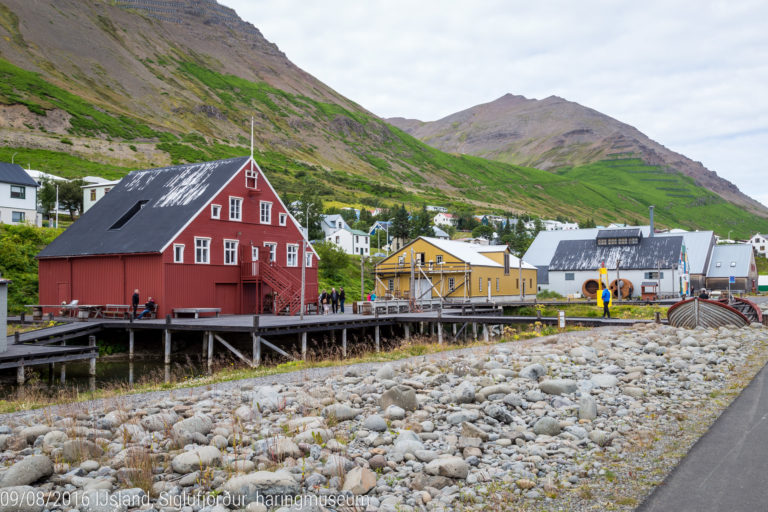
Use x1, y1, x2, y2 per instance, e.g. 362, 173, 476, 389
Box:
0, 272, 9, 353
649, 205, 655, 238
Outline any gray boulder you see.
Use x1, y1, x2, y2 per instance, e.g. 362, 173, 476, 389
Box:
362, 415, 388, 432
380, 385, 418, 411
533, 416, 561, 436
322, 404, 361, 422
484, 403, 514, 424
251, 386, 281, 411
539, 379, 577, 395
424, 456, 469, 479
454, 381, 476, 404
375, 364, 395, 380
578, 396, 598, 420
171, 446, 221, 474
0, 455, 53, 487
172, 415, 213, 436
519, 363, 546, 381
140, 412, 178, 432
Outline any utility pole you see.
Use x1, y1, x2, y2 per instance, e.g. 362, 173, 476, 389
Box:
55, 184, 59, 229
518, 255, 523, 301
360, 248, 365, 301
300, 240, 306, 320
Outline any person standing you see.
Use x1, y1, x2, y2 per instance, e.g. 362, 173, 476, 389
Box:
601, 287, 611, 318
131, 289, 140, 319
331, 287, 339, 314
319, 290, 328, 315
339, 287, 346, 314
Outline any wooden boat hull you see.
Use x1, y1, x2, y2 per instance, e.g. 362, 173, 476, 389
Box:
667, 298, 751, 329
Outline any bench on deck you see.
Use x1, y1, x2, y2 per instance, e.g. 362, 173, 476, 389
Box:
102, 304, 131, 319
173, 307, 221, 319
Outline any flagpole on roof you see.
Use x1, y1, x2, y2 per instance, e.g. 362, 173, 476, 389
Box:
250, 116, 254, 160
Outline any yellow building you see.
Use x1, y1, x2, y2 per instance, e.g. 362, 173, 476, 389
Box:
374, 237, 537, 302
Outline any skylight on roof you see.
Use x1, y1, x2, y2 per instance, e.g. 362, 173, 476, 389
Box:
110, 200, 148, 230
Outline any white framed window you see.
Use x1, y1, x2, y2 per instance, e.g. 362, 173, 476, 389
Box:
279, 213, 287, 226
10, 185, 25, 199
194, 237, 210, 264
224, 239, 238, 265
449, 277, 455, 291
229, 197, 242, 221
251, 246, 259, 261
245, 169, 258, 189
287, 244, 298, 267
211, 204, 221, 219
173, 244, 184, 263
305, 252, 313, 268
264, 242, 277, 262
355, 235, 359, 243
260, 201, 272, 224
388, 279, 394, 292
89, 189, 96, 201
12, 211, 25, 223
436, 254, 443, 264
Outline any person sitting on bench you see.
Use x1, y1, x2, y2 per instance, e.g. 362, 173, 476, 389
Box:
137, 297, 156, 319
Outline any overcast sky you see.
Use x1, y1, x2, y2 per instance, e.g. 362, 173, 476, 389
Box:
227, 0, 767, 208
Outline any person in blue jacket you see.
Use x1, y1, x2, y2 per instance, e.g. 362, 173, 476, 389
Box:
601, 287, 611, 318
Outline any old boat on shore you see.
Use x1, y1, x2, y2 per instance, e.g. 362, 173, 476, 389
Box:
667, 297, 763, 328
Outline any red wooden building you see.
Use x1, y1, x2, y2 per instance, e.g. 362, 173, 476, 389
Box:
37, 156, 318, 316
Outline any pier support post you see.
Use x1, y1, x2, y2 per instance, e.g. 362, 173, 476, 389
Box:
404, 323, 410, 342
164, 315, 172, 365
202, 333, 207, 362
17, 365, 24, 386
342, 329, 347, 358
128, 329, 135, 362
207, 331, 214, 374
483, 324, 489, 343
437, 309, 443, 344
301, 332, 308, 360
473, 322, 477, 341
420, 322, 424, 335
374, 326, 380, 352
252, 316, 261, 367
88, 335, 96, 391
452, 323, 457, 336
128, 362, 134, 386
60, 363, 66, 384
48, 363, 54, 385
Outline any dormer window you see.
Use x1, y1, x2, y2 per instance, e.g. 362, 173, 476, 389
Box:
245, 169, 258, 189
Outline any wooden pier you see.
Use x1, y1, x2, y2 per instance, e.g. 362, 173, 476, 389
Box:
5, 307, 662, 384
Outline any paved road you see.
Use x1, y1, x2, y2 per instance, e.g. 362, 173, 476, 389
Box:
637, 355, 768, 512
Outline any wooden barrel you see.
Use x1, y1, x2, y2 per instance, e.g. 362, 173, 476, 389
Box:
582, 279, 600, 298
610, 279, 634, 298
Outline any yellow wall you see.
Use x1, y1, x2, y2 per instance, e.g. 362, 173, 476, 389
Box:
374, 238, 537, 298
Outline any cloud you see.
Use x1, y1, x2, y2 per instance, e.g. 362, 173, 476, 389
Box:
227, 0, 768, 208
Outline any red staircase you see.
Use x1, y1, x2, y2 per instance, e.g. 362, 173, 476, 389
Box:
244, 260, 303, 315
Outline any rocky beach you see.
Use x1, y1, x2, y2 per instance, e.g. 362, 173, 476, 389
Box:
0, 322, 766, 512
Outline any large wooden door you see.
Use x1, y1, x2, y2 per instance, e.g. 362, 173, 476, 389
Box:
215, 283, 238, 314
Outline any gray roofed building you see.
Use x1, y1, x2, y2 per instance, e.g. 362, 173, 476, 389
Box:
706, 244, 754, 278
549, 236, 683, 271
0, 162, 38, 187
38, 157, 249, 258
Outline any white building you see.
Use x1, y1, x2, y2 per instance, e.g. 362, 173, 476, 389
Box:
749, 233, 768, 258
326, 227, 370, 255
433, 212, 456, 226
320, 214, 350, 237
0, 163, 38, 225
82, 178, 121, 213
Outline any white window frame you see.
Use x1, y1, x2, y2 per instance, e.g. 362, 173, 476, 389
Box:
286, 244, 298, 267
11, 211, 25, 223
449, 277, 455, 291
388, 279, 394, 292
211, 204, 221, 219
251, 246, 259, 261
279, 213, 287, 226
305, 252, 313, 268
194, 237, 211, 264
10, 185, 25, 199
229, 197, 242, 222
436, 254, 443, 264
264, 242, 277, 262
260, 201, 272, 224
173, 244, 184, 263
245, 169, 258, 189
224, 239, 238, 265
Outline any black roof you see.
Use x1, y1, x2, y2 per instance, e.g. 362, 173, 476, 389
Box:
596, 228, 642, 239
0, 162, 38, 187
549, 236, 683, 271
38, 157, 249, 258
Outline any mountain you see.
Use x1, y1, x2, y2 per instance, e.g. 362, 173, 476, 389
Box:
388, 93, 768, 217
0, 0, 766, 237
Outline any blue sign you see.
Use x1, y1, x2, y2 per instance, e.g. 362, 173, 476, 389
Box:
729, 276, 736, 284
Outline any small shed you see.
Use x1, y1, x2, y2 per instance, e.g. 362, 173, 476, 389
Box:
641, 281, 658, 301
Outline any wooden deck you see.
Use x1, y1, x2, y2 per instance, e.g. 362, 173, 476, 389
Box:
0, 343, 97, 370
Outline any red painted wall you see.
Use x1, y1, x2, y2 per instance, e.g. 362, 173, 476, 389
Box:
38, 159, 318, 316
